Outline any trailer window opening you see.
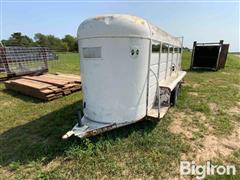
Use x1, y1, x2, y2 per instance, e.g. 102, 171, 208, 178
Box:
152, 44, 160, 53
179, 48, 182, 53
82, 47, 102, 58
169, 46, 174, 53
174, 47, 179, 53
162, 44, 168, 53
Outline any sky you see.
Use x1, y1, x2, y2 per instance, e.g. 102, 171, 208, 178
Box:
0, 0, 239, 51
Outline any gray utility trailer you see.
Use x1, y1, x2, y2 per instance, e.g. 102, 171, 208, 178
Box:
63, 14, 186, 139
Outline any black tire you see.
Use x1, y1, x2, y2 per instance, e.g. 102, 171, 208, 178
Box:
170, 83, 180, 106
77, 110, 83, 127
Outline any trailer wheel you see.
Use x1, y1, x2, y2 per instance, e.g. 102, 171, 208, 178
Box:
170, 83, 180, 106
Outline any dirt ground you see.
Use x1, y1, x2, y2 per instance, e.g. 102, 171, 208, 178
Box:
169, 110, 240, 163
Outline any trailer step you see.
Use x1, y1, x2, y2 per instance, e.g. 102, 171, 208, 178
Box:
159, 71, 186, 91
147, 106, 169, 120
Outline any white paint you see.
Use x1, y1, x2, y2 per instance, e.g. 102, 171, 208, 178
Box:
77, 14, 183, 124
180, 161, 236, 179
79, 37, 149, 123
78, 14, 181, 47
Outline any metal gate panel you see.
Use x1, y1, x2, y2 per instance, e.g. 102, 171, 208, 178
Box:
166, 52, 173, 79
148, 52, 159, 109
0, 46, 57, 77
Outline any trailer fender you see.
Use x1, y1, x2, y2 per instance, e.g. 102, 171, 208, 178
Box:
170, 82, 181, 106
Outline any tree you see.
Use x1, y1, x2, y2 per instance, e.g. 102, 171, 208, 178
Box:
2, 32, 77, 52
2, 32, 34, 46
34, 33, 68, 51
62, 35, 78, 52
34, 33, 49, 47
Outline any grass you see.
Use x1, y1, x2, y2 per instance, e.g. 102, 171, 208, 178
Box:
48, 53, 80, 74
0, 52, 239, 179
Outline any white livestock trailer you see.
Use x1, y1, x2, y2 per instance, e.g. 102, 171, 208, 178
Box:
63, 14, 186, 139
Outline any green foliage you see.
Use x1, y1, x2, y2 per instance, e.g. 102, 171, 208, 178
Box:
62, 34, 78, 52
48, 53, 80, 74
1, 32, 78, 52
34, 33, 68, 51
1, 32, 34, 47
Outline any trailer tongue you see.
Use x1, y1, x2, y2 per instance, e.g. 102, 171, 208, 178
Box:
63, 116, 139, 139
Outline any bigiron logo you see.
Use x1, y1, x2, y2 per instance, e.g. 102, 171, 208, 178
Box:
180, 161, 236, 179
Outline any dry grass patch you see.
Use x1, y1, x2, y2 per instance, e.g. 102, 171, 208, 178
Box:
221, 72, 231, 75
169, 111, 209, 139
208, 102, 218, 113
43, 159, 62, 171
169, 110, 240, 163
0, 167, 15, 179
227, 106, 240, 116
188, 92, 199, 96
169, 111, 195, 140
192, 83, 200, 88
189, 126, 240, 163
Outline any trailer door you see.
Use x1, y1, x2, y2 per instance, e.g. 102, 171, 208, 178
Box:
147, 42, 160, 110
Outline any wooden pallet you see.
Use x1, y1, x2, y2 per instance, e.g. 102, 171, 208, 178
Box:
4, 73, 81, 101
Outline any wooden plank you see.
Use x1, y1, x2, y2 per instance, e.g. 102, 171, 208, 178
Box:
48, 86, 62, 93
63, 89, 71, 95
47, 93, 63, 101
5, 82, 49, 100
70, 85, 81, 92
7, 78, 52, 90
40, 89, 54, 94
22, 75, 68, 87
73, 84, 81, 89
4, 81, 11, 84
41, 74, 78, 83
4, 73, 82, 101
55, 72, 80, 78
55, 72, 81, 83
62, 83, 76, 89
46, 93, 56, 98
55, 92, 63, 96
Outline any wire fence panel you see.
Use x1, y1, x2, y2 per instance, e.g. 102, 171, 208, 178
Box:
0, 46, 57, 76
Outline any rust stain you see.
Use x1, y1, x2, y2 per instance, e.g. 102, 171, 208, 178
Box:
93, 15, 145, 26
93, 15, 114, 21
84, 123, 117, 138
129, 16, 145, 25
93, 16, 106, 21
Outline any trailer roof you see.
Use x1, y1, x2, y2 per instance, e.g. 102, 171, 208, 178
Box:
77, 14, 181, 47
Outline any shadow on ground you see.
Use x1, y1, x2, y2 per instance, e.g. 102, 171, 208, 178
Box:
0, 101, 157, 167
1, 88, 43, 103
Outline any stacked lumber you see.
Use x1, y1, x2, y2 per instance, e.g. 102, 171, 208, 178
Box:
4, 73, 81, 101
